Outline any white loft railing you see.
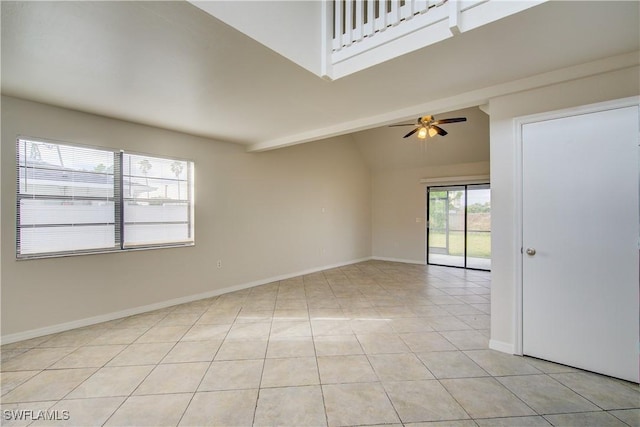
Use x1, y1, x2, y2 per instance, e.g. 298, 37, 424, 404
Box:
324, 0, 514, 79
332, 0, 447, 52
191, 0, 545, 81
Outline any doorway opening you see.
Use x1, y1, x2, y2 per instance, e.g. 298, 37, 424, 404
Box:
427, 184, 491, 270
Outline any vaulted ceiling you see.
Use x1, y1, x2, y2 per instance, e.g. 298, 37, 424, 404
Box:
354, 106, 489, 171
1, 1, 638, 152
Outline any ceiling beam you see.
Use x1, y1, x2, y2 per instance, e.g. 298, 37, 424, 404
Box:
247, 51, 639, 152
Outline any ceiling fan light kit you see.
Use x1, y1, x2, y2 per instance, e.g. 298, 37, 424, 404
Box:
390, 115, 467, 139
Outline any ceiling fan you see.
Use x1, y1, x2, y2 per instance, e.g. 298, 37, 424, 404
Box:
390, 115, 467, 139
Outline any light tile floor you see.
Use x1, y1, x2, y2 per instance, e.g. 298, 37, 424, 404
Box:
1, 261, 638, 426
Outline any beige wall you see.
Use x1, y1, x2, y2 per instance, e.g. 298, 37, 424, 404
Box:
488, 65, 640, 352
1, 96, 372, 339
371, 161, 490, 264
360, 107, 491, 264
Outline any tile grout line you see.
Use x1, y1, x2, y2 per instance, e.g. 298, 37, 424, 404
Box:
101, 299, 215, 427
18, 310, 179, 426
250, 283, 277, 427
312, 271, 330, 427
165, 297, 226, 427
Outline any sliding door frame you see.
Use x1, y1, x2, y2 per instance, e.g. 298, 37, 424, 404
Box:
426, 183, 491, 271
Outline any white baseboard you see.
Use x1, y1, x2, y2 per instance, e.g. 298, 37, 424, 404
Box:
371, 256, 426, 265
489, 339, 515, 354
1, 256, 373, 345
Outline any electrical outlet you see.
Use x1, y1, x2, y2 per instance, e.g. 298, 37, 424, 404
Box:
216, 260, 222, 269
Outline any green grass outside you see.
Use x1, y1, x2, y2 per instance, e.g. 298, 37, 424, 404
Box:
429, 231, 491, 258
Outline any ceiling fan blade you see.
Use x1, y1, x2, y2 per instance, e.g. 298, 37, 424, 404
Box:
431, 125, 448, 136
389, 123, 417, 127
403, 128, 419, 138
433, 117, 467, 125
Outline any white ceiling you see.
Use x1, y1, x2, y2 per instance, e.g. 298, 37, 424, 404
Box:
1, 1, 638, 151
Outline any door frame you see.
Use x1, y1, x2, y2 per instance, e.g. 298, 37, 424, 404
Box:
426, 184, 491, 271
513, 96, 640, 356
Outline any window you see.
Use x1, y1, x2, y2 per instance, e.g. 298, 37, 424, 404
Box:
16, 138, 194, 258
121, 153, 193, 248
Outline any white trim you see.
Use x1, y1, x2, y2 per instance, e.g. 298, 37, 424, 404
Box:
419, 175, 489, 185
1, 256, 373, 345
489, 339, 515, 354
514, 96, 640, 128
371, 256, 426, 265
513, 114, 524, 356
320, 0, 333, 80
458, 0, 542, 34
513, 96, 640, 357
448, 0, 460, 35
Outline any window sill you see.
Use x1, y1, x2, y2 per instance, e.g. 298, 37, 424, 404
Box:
16, 242, 195, 261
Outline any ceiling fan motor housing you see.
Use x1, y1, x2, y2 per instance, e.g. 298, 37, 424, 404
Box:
389, 115, 467, 138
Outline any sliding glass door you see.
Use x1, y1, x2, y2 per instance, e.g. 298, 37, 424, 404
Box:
427, 186, 466, 267
427, 184, 491, 270
466, 184, 491, 269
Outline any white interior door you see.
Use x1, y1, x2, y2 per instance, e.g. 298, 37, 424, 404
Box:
522, 104, 639, 383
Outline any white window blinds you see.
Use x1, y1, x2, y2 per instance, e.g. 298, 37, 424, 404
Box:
122, 153, 193, 248
16, 138, 194, 258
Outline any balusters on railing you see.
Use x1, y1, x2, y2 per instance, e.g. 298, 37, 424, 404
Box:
344, 0, 353, 45
328, 0, 536, 79
390, 1, 400, 26
376, 0, 387, 32
354, 0, 364, 42
402, 0, 414, 20
333, 0, 342, 50
332, 0, 445, 52
366, 0, 375, 36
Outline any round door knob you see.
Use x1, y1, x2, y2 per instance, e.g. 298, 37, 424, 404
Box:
526, 248, 536, 256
